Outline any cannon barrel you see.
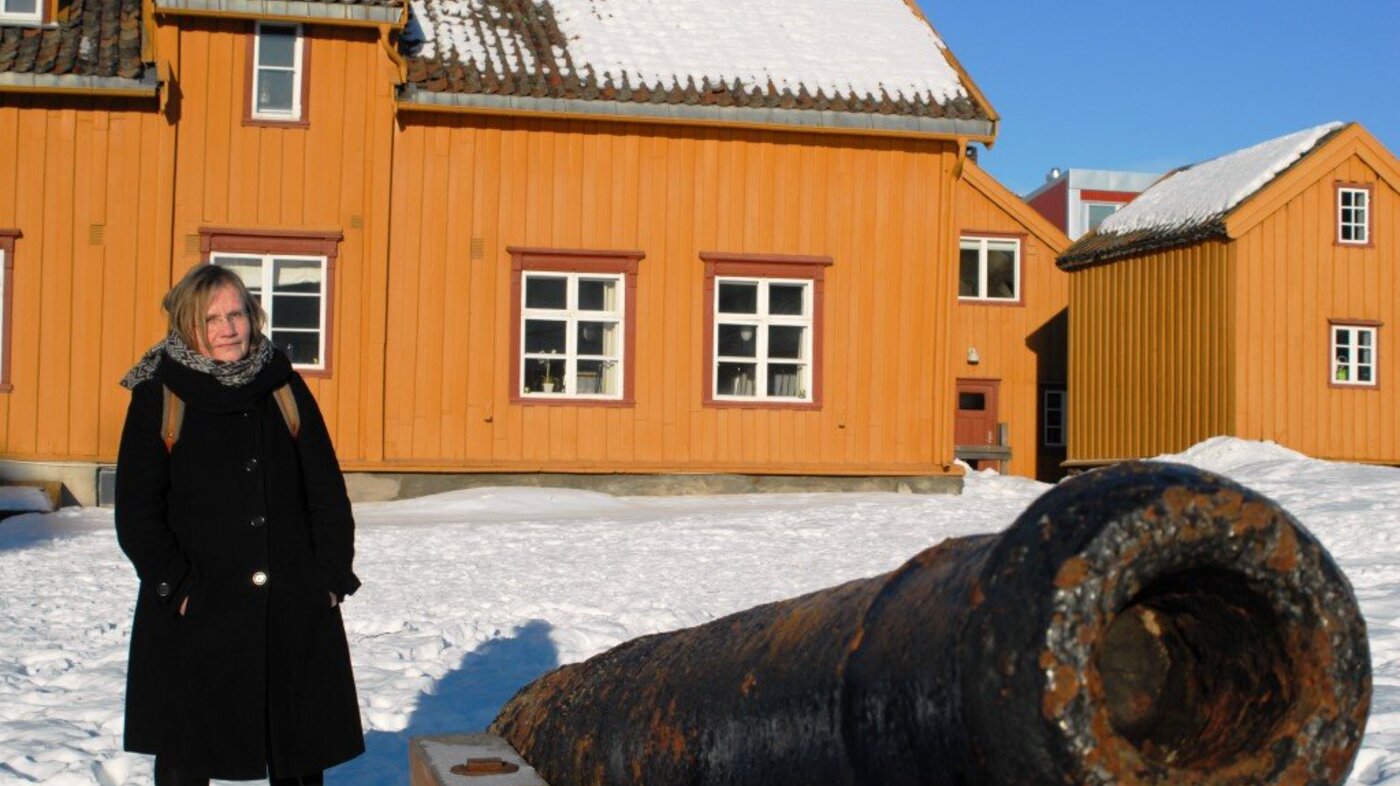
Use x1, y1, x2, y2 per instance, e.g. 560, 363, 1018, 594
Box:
490, 462, 1371, 785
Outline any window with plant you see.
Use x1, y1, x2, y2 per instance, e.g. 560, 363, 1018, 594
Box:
520, 272, 624, 398
713, 278, 812, 401
1332, 324, 1377, 386
959, 236, 1020, 301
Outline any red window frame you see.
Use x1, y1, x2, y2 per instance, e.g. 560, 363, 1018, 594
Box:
244, 22, 312, 128
508, 247, 644, 407
701, 252, 831, 410
199, 226, 342, 378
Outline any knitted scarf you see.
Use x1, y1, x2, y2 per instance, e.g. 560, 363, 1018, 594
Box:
120, 331, 273, 390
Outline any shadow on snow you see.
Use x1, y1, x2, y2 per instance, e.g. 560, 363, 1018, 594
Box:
330, 619, 559, 785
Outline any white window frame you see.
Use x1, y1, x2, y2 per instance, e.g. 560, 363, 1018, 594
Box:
0, 0, 42, 24
1043, 388, 1066, 447
252, 22, 305, 122
1338, 187, 1370, 245
712, 277, 813, 402
212, 253, 329, 371
519, 271, 626, 400
959, 236, 1021, 302
1331, 324, 1378, 387
1082, 201, 1121, 234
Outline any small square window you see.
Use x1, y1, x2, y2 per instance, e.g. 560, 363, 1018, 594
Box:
959, 236, 1021, 302
1337, 186, 1370, 245
251, 23, 305, 122
1331, 324, 1377, 386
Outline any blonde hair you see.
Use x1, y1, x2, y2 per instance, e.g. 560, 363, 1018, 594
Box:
162, 265, 266, 351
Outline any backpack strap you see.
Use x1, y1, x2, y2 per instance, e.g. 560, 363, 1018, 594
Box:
161, 386, 185, 453
159, 382, 300, 451
272, 382, 301, 440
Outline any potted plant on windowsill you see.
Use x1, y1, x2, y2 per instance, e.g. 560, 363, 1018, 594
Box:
541, 358, 558, 393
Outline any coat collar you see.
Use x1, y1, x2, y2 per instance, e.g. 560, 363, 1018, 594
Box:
156, 349, 294, 413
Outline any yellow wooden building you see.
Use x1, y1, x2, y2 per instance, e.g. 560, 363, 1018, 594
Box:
1060, 122, 1400, 468
1, 0, 1071, 502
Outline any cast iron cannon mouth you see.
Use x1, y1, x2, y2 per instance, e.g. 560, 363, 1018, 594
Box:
1095, 568, 1294, 769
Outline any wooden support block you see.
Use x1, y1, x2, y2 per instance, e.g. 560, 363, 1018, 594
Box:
409, 733, 550, 786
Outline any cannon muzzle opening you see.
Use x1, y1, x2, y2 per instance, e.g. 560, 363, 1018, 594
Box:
492, 462, 1371, 786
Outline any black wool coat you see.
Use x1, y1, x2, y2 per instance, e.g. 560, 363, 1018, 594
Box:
115, 351, 364, 780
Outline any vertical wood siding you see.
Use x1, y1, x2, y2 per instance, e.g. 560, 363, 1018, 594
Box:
0, 99, 173, 460
1067, 240, 1235, 463
383, 115, 962, 475
1234, 154, 1399, 462
953, 178, 1068, 480
163, 19, 398, 463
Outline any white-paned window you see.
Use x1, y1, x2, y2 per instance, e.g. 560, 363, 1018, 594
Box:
520, 272, 624, 398
1043, 388, 1066, 447
713, 278, 812, 401
1083, 202, 1120, 233
1338, 187, 1370, 245
213, 254, 328, 370
0, 0, 41, 23
1332, 325, 1377, 386
252, 23, 304, 121
959, 236, 1021, 301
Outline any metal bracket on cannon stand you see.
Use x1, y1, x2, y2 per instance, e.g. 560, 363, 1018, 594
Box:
409, 733, 551, 786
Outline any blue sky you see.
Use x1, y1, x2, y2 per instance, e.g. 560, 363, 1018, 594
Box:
925, 1, 1400, 195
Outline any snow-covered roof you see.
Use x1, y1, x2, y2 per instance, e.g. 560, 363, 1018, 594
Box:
400, 0, 993, 129
1060, 122, 1347, 268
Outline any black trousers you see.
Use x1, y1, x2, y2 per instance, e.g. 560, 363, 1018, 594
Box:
153, 758, 324, 786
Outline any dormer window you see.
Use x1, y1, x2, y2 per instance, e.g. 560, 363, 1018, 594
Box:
1337, 185, 1371, 245
250, 23, 307, 124
0, 0, 41, 23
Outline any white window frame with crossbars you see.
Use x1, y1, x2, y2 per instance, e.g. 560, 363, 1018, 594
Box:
212, 253, 328, 371
1331, 324, 1377, 387
519, 271, 626, 400
1337, 186, 1370, 245
712, 277, 813, 402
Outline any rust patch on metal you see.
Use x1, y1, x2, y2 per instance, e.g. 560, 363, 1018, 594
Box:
1054, 556, 1089, 589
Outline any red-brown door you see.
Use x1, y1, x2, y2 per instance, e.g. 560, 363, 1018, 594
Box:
955, 379, 999, 446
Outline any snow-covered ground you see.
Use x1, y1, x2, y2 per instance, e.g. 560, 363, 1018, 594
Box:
1, 437, 1398, 785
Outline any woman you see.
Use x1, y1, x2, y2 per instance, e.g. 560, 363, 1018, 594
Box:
116, 265, 364, 785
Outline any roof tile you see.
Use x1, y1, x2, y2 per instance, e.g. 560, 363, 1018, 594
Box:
401, 0, 991, 121
0, 0, 145, 80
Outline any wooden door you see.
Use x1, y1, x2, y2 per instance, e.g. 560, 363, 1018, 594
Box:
955, 379, 999, 446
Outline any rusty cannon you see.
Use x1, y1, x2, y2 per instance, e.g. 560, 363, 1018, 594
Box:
489, 462, 1371, 786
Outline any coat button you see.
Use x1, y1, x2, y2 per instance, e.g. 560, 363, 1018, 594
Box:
252, 571, 268, 586
244, 457, 259, 472
156, 581, 172, 598
250, 515, 267, 528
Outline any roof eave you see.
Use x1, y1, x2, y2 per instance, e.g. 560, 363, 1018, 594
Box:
154, 0, 403, 27
1057, 222, 1229, 271
0, 71, 160, 97
396, 86, 996, 142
